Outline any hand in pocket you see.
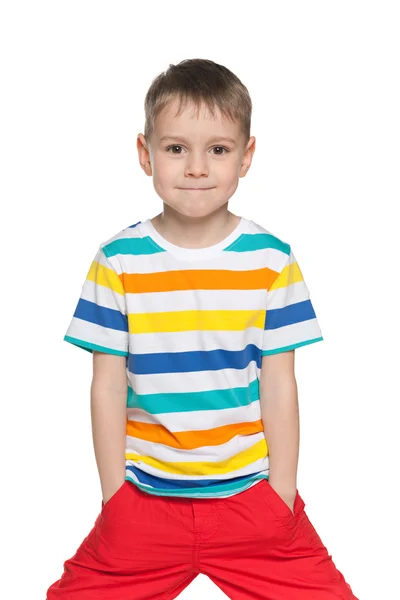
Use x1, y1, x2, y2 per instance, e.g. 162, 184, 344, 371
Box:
102, 480, 126, 507
268, 481, 296, 515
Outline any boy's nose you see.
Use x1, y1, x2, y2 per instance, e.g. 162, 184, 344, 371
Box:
184, 157, 209, 178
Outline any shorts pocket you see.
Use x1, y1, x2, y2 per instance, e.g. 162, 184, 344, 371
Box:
259, 479, 305, 529
101, 481, 128, 516
297, 510, 328, 552
259, 480, 337, 568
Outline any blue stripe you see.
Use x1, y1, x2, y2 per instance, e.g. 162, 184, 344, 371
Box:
128, 343, 262, 376
74, 298, 128, 332
126, 465, 266, 491
265, 299, 316, 330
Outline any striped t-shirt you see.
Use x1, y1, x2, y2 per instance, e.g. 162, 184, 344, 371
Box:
64, 216, 323, 499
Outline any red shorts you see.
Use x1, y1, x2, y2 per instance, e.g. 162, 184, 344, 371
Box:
47, 479, 358, 599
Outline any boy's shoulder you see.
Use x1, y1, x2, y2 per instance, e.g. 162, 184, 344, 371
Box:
98, 221, 144, 258
246, 218, 291, 256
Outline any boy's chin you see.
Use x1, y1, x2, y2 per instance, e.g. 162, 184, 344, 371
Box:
159, 200, 230, 220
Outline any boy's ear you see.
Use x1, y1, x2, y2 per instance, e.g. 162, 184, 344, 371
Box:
137, 133, 152, 176
239, 135, 256, 178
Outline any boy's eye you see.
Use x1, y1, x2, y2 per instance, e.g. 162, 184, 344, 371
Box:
211, 146, 229, 155
167, 145, 185, 154
166, 145, 229, 155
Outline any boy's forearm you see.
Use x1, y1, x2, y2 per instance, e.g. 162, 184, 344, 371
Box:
260, 377, 300, 499
90, 385, 127, 501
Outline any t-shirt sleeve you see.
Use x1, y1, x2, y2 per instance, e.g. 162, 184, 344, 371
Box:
262, 247, 323, 356
63, 246, 129, 356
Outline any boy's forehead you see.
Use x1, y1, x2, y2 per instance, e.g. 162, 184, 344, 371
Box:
154, 97, 241, 141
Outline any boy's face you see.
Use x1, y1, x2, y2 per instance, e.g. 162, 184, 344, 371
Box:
137, 96, 255, 220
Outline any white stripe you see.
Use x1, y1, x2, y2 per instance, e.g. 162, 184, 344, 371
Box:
127, 399, 262, 431
267, 279, 312, 310
102, 224, 142, 244
130, 362, 261, 395
126, 430, 265, 463
94, 247, 123, 271
65, 318, 128, 351
112, 245, 287, 274
126, 288, 268, 312
262, 318, 323, 352
128, 326, 264, 354
81, 279, 126, 313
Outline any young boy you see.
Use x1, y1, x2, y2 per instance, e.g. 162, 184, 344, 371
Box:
47, 58, 358, 599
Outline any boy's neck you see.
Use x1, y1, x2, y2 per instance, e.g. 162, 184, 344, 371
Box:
149, 209, 241, 250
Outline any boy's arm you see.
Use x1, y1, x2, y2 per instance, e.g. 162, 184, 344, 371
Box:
259, 350, 299, 511
91, 351, 128, 504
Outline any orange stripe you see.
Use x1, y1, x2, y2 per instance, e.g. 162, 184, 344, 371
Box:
120, 267, 278, 294
126, 418, 264, 450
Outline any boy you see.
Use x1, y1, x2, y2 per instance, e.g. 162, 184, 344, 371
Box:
47, 58, 358, 599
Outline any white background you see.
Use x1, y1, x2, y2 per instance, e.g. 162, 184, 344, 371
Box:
1, 2, 399, 599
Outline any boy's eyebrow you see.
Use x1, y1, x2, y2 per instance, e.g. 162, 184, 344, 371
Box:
159, 135, 237, 146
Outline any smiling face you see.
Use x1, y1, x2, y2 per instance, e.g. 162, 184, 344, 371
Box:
137, 96, 255, 220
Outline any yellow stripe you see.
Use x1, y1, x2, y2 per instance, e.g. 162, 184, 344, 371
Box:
127, 309, 266, 334
126, 437, 268, 476
270, 260, 303, 291
87, 260, 125, 295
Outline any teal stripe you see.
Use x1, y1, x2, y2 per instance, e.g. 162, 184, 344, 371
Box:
102, 237, 166, 257
127, 378, 260, 413
261, 336, 323, 356
126, 474, 268, 498
64, 335, 129, 356
103, 232, 290, 256
224, 233, 290, 254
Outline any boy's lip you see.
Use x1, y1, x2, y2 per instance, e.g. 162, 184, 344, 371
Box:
178, 187, 214, 190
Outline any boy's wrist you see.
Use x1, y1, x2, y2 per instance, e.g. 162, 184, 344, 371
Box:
268, 477, 297, 512
102, 477, 126, 505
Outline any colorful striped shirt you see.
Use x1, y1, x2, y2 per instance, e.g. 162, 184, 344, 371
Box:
64, 216, 323, 499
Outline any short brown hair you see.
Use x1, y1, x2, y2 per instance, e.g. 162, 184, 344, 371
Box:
143, 58, 252, 146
